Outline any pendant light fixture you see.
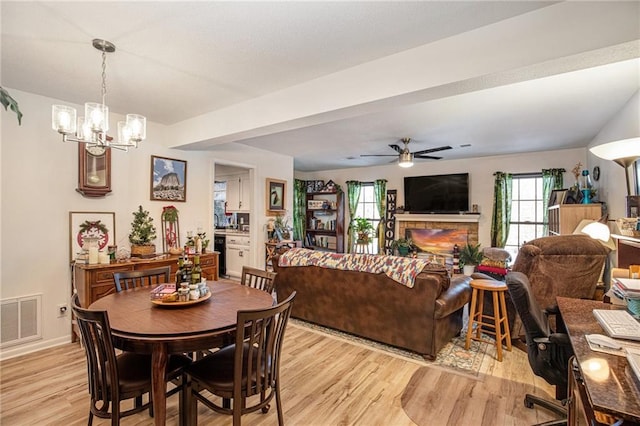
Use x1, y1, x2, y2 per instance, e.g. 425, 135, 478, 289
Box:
52, 39, 146, 155
398, 151, 414, 168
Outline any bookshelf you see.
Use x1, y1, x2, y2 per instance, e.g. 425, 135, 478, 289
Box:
305, 190, 344, 252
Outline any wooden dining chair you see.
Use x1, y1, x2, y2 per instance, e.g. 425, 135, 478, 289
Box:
113, 266, 171, 292
240, 266, 277, 294
186, 291, 296, 426
71, 293, 191, 425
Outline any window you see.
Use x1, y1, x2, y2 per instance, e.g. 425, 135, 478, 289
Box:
354, 183, 381, 253
504, 174, 545, 261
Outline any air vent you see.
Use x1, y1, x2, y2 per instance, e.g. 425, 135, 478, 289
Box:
1, 294, 42, 347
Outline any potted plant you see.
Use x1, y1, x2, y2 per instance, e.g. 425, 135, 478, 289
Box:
459, 243, 483, 276
353, 217, 374, 244
129, 205, 157, 258
390, 237, 413, 256
274, 213, 291, 240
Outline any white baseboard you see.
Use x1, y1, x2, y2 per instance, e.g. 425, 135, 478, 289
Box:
0, 335, 72, 361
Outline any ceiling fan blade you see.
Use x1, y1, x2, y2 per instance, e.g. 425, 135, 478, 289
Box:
360, 154, 398, 157
388, 144, 402, 153
412, 146, 452, 155
414, 154, 443, 160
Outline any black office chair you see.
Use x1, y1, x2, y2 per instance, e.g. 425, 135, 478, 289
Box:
506, 271, 574, 426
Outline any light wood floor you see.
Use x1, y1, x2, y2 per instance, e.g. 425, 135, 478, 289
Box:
0, 322, 558, 425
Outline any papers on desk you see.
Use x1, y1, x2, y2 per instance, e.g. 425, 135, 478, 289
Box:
612, 278, 640, 300
586, 334, 640, 357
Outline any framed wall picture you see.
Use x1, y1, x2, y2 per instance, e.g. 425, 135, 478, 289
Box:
266, 178, 286, 214
150, 156, 187, 202
69, 211, 115, 262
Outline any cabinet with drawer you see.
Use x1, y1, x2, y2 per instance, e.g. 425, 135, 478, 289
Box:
72, 252, 218, 341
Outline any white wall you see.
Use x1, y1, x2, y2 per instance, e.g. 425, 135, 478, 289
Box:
297, 148, 590, 249
587, 90, 640, 220
0, 89, 292, 359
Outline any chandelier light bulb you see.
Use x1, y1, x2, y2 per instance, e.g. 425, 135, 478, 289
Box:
126, 114, 146, 141
52, 105, 76, 134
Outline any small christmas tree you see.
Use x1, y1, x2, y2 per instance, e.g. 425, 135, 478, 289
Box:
129, 205, 157, 246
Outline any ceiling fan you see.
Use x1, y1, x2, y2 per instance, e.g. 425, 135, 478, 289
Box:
360, 138, 452, 168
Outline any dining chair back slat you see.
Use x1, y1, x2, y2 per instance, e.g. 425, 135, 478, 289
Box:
113, 266, 171, 292
240, 266, 277, 294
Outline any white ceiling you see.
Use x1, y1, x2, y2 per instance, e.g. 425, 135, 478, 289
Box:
2, 1, 639, 172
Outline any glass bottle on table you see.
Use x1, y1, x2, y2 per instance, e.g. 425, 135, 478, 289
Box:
175, 256, 184, 287
191, 255, 202, 285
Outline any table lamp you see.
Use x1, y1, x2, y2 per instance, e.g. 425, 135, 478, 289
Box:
575, 218, 615, 291
590, 137, 640, 196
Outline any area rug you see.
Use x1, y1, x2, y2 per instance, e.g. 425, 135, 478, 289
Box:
289, 319, 490, 377
400, 367, 555, 426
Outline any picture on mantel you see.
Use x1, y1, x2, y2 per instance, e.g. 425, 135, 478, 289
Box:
406, 229, 468, 257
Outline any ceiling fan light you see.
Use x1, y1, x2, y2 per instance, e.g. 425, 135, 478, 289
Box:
398, 152, 413, 168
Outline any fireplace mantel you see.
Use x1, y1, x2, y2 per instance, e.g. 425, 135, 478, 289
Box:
395, 213, 481, 223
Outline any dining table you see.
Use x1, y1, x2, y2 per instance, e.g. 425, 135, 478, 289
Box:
89, 279, 275, 426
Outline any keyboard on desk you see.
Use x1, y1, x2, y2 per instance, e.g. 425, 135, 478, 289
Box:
593, 309, 640, 341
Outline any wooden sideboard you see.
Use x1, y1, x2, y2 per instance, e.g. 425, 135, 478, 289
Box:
73, 252, 218, 331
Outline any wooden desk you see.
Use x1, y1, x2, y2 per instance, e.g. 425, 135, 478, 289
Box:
89, 280, 274, 426
557, 297, 640, 424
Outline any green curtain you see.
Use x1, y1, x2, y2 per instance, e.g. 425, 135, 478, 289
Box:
490, 172, 513, 248
541, 168, 565, 235
346, 181, 362, 253
373, 179, 387, 254
293, 179, 307, 241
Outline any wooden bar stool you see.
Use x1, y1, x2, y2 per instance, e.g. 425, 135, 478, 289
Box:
465, 278, 512, 361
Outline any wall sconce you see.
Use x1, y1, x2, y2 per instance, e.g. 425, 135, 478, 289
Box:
590, 137, 640, 196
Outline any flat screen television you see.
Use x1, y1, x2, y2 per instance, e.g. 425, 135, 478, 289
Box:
404, 173, 469, 213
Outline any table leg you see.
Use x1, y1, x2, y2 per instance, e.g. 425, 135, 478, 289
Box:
152, 343, 168, 426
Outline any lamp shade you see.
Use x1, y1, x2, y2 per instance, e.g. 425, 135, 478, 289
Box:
590, 137, 640, 167
574, 219, 616, 251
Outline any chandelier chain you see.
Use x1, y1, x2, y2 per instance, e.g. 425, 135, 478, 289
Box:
101, 49, 107, 107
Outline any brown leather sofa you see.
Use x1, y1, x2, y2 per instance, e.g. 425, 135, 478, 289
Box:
273, 253, 471, 360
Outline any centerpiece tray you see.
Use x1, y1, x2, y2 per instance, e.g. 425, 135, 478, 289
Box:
151, 291, 211, 308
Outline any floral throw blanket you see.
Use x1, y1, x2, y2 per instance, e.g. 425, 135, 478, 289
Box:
277, 248, 432, 288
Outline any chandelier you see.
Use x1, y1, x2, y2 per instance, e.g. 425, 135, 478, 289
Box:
51, 39, 146, 155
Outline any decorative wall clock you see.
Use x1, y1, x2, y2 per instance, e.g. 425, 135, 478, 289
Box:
77, 143, 112, 197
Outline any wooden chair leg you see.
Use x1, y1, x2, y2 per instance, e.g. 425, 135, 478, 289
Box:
493, 290, 503, 362
500, 291, 512, 352
476, 289, 485, 339
465, 288, 478, 350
